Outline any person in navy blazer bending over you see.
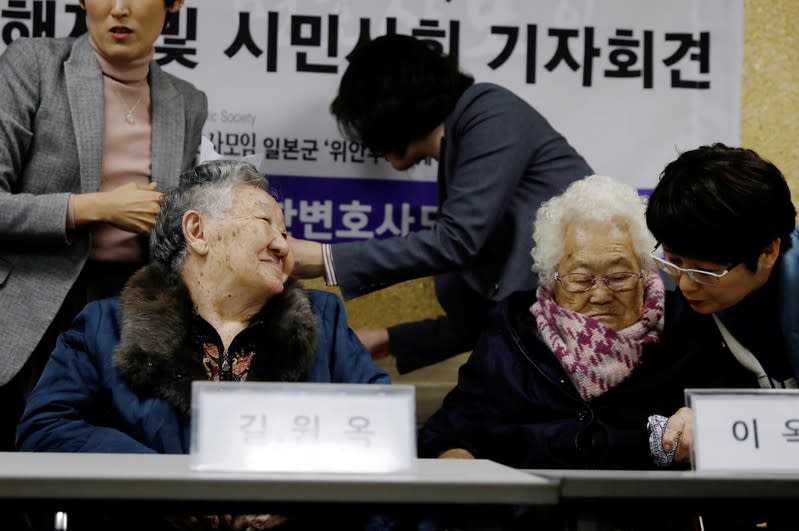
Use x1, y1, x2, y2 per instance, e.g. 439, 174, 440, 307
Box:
291, 34, 592, 374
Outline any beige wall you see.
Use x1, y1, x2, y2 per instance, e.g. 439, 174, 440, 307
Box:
742, 0, 799, 205
313, 0, 799, 356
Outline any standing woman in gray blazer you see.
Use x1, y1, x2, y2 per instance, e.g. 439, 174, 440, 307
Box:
0, 0, 207, 451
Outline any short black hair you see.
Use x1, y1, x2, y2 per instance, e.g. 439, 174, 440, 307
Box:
646, 143, 796, 271
330, 34, 474, 157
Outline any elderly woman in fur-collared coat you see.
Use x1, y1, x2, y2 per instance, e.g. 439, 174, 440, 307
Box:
16, 160, 389, 454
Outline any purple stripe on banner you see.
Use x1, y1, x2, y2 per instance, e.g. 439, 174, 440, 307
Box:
267, 174, 438, 243
266, 174, 655, 243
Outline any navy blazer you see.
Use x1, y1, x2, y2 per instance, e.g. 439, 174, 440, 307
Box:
331, 83, 592, 302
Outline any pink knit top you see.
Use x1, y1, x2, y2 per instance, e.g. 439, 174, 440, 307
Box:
88, 42, 154, 262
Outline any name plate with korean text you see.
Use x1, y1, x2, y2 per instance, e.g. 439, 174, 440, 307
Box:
686, 389, 799, 472
190, 382, 416, 474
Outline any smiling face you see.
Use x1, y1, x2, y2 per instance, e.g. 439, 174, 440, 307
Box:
204, 185, 293, 299
554, 222, 644, 331
82, 0, 182, 63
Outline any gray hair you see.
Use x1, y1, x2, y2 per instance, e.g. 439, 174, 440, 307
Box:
151, 160, 269, 273
531, 175, 656, 283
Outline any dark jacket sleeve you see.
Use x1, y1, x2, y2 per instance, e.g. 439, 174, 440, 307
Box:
418, 356, 488, 459
586, 420, 651, 470
418, 339, 589, 468
16, 303, 156, 453
309, 290, 390, 385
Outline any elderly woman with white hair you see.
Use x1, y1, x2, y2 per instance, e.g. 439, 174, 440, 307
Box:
418, 175, 744, 470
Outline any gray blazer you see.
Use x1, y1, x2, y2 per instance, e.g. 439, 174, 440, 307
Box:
0, 35, 207, 385
332, 83, 592, 302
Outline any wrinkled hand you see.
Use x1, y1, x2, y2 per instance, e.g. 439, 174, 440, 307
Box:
288, 237, 325, 278
438, 448, 475, 459
73, 182, 162, 234
664, 407, 695, 463
355, 328, 391, 360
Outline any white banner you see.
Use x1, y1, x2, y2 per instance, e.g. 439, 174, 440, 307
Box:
0, 0, 743, 241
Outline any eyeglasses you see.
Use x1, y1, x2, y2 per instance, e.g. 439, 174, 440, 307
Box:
554, 271, 645, 293
649, 244, 737, 286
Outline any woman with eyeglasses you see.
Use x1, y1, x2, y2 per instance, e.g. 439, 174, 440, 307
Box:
419, 176, 739, 485
645, 143, 799, 468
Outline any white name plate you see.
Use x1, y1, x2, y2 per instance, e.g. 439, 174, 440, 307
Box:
686, 389, 799, 472
190, 382, 416, 474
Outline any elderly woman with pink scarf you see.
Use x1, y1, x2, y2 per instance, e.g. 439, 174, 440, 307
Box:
419, 175, 750, 470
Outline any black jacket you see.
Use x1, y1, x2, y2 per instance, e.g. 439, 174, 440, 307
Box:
419, 289, 751, 469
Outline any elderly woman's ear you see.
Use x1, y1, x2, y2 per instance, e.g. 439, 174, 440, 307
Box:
182, 210, 210, 256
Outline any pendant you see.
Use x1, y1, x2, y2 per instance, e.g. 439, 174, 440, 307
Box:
125, 111, 135, 124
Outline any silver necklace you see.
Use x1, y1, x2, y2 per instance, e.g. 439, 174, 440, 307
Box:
111, 84, 143, 124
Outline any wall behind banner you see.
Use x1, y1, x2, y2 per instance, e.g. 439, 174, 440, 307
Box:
741, 0, 798, 207
328, 0, 799, 378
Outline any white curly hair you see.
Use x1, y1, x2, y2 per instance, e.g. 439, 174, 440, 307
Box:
531, 175, 656, 283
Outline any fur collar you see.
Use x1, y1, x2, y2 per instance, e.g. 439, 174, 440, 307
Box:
114, 263, 318, 416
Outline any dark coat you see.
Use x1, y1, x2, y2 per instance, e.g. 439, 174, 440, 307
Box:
17, 264, 389, 453
779, 227, 799, 381
419, 289, 749, 469
715, 225, 799, 383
